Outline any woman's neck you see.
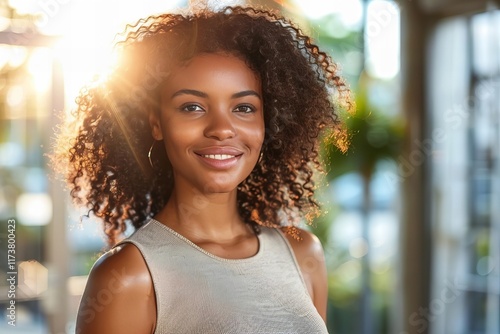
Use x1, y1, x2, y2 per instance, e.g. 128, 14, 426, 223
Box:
154, 187, 251, 242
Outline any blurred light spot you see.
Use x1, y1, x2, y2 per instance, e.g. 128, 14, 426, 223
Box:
6, 85, 25, 108
0, 13, 9, 31
18, 261, 48, 296
0, 45, 11, 70
477, 256, 494, 276
293, 0, 363, 28
371, 257, 391, 274
0, 142, 24, 166
28, 48, 52, 92
202, 0, 245, 10
365, 0, 400, 79
8, 0, 40, 15
67, 276, 88, 296
8, 46, 28, 68
349, 237, 369, 258
16, 193, 52, 226
472, 12, 499, 76
337, 260, 362, 281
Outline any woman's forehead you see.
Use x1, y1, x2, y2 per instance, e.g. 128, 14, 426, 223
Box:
161, 53, 261, 93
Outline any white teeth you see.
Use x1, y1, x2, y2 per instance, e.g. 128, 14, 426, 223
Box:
203, 154, 235, 160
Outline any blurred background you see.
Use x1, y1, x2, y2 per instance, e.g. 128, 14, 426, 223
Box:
0, 0, 499, 333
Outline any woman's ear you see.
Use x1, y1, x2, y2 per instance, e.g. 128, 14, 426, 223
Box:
148, 112, 163, 140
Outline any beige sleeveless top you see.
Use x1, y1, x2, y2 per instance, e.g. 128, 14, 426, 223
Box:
116, 218, 328, 334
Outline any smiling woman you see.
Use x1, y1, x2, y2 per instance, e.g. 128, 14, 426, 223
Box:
51, 4, 352, 334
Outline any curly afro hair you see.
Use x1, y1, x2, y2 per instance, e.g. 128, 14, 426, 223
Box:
52, 6, 352, 246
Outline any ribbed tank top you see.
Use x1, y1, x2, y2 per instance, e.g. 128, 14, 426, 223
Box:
115, 218, 329, 334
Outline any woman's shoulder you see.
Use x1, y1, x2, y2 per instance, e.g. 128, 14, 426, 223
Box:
280, 227, 324, 259
89, 243, 150, 286
260, 225, 324, 258
76, 244, 156, 333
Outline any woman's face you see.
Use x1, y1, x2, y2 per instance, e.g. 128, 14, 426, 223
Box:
150, 53, 265, 194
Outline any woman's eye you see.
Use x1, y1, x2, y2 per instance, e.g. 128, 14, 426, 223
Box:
234, 105, 255, 113
181, 104, 204, 112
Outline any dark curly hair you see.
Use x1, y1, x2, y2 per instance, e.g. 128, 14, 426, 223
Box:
52, 6, 351, 246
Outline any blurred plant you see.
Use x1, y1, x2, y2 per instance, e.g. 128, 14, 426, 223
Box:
324, 74, 404, 181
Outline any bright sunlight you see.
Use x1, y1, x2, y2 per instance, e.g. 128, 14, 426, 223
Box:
12, 0, 185, 104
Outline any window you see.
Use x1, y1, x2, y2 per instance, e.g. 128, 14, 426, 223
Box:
428, 9, 500, 334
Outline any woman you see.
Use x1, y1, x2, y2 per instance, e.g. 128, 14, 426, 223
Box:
54, 5, 351, 334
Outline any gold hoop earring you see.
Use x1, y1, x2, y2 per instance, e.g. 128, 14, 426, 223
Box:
148, 140, 159, 169
258, 152, 264, 164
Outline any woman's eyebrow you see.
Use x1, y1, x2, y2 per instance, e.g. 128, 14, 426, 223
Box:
171, 89, 208, 98
171, 89, 261, 99
231, 90, 261, 99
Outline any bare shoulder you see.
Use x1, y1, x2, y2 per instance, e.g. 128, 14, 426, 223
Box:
282, 227, 328, 322
76, 243, 156, 334
87, 243, 153, 294
282, 227, 325, 264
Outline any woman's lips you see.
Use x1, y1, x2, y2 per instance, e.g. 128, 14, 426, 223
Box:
196, 154, 242, 169
194, 147, 244, 169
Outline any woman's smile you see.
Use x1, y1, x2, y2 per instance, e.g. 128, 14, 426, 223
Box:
194, 146, 244, 168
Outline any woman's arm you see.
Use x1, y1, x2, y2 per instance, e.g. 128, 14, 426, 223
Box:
285, 229, 328, 321
76, 244, 156, 334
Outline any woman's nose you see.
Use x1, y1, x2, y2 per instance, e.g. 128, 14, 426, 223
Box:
203, 109, 236, 141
